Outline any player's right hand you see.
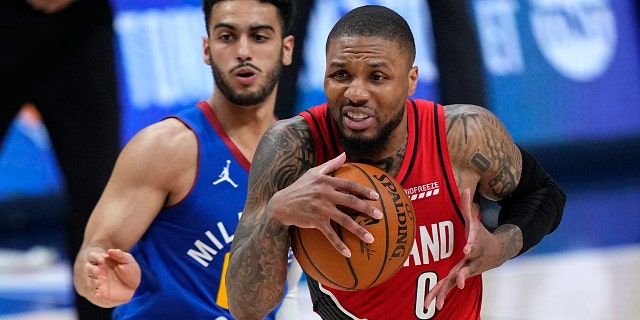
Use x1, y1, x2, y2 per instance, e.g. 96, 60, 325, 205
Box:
268, 153, 382, 257
84, 248, 141, 307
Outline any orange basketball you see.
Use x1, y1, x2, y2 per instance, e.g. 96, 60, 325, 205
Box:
290, 162, 416, 290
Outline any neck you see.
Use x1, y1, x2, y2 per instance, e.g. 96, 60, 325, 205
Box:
206, 94, 277, 162
353, 136, 407, 176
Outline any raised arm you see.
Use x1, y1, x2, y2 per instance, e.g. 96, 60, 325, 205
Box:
226, 117, 382, 319
73, 119, 197, 308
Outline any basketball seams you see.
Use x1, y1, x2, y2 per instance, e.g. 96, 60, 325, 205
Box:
291, 225, 352, 290
292, 162, 415, 291
346, 163, 390, 289
333, 221, 359, 290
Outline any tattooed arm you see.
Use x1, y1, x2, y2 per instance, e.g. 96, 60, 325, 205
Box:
425, 104, 565, 310
226, 117, 382, 320
445, 104, 524, 261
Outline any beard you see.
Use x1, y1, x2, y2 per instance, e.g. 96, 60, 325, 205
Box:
333, 106, 405, 161
210, 53, 282, 106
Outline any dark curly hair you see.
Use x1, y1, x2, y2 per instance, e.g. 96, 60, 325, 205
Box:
202, 0, 295, 37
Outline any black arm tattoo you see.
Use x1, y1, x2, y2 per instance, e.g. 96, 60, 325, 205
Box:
227, 117, 316, 319
445, 105, 520, 199
358, 136, 407, 176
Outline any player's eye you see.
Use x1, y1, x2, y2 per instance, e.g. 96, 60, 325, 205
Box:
219, 33, 234, 42
331, 71, 349, 80
371, 73, 386, 81
253, 34, 268, 42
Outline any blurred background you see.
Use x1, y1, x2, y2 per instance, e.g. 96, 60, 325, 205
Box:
1, 0, 638, 319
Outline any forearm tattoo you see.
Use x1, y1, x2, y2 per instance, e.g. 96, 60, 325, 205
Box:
228, 118, 315, 316
493, 223, 524, 260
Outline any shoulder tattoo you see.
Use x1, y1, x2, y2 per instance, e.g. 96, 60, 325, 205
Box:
445, 105, 520, 198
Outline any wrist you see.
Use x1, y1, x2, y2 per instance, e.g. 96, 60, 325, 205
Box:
492, 224, 523, 261
266, 192, 294, 229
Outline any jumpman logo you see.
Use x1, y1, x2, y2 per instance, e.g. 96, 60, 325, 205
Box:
213, 160, 238, 188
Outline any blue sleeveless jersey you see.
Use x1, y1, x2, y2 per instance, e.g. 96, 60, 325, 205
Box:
114, 101, 280, 319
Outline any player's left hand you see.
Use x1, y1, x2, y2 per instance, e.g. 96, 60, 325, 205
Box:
424, 188, 507, 310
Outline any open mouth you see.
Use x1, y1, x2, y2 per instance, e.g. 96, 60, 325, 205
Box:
233, 67, 258, 85
342, 107, 374, 130
345, 110, 370, 121
234, 67, 256, 77
237, 72, 254, 78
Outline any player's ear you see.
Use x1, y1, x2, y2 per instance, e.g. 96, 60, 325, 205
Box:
407, 66, 418, 96
282, 35, 294, 67
203, 36, 212, 65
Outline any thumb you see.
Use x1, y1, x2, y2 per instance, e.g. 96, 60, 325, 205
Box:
106, 249, 130, 264
460, 188, 474, 226
460, 189, 478, 251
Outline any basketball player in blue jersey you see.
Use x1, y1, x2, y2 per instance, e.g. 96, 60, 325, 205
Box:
227, 5, 566, 320
73, 1, 302, 319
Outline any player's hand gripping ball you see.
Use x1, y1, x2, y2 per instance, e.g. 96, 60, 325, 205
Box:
290, 162, 416, 290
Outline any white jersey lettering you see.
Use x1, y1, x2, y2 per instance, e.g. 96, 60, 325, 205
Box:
187, 222, 236, 267
404, 220, 455, 267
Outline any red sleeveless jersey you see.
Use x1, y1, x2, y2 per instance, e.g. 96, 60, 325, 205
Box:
300, 99, 482, 320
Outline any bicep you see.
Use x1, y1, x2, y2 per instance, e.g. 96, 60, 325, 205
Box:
445, 105, 522, 201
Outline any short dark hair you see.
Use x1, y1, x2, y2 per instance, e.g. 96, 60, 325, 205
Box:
327, 5, 416, 64
202, 0, 296, 37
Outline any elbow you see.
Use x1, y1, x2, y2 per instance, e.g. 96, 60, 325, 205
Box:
226, 272, 280, 320
546, 179, 566, 234
227, 304, 255, 320
228, 302, 276, 320
227, 285, 284, 320
226, 272, 285, 320
497, 178, 567, 255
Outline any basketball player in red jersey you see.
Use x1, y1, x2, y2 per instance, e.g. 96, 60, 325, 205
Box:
227, 5, 566, 320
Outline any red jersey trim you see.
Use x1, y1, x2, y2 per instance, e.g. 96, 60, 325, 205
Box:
196, 101, 252, 172
432, 103, 464, 224
396, 99, 420, 185
300, 106, 343, 164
